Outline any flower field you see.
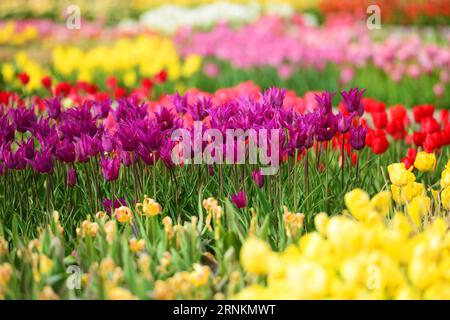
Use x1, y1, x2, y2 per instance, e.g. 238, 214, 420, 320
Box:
0, 1, 449, 301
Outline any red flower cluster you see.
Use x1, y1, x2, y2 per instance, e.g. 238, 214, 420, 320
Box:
363, 98, 450, 159
320, 0, 450, 24
412, 104, 450, 153
363, 98, 389, 155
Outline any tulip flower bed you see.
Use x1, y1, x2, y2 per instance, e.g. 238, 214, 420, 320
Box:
0, 2, 450, 301
0, 80, 449, 299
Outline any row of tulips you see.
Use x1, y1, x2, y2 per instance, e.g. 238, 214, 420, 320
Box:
1, 35, 202, 94
176, 16, 450, 82
1, 80, 450, 229
1, 157, 449, 299
1, 84, 371, 225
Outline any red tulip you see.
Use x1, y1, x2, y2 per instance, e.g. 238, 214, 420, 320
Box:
371, 111, 387, 129
114, 87, 127, 99
413, 131, 426, 147
413, 104, 434, 123
17, 72, 30, 85
155, 70, 168, 84
420, 117, 440, 133
423, 132, 443, 152
41, 76, 52, 90
106, 76, 118, 89
55, 81, 72, 96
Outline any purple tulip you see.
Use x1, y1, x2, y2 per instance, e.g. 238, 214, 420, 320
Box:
160, 139, 176, 169
119, 149, 134, 167
92, 99, 111, 119
101, 132, 115, 153
137, 145, 158, 165
101, 156, 120, 181
340, 88, 366, 117
1, 145, 17, 170
0, 122, 15, 145
231, 191, 247, 209
263, 87, 286, 108
22, 138, 35, 161
252, 169, 264, 188
315, 113, 337, 142
10, 107, 36, 133
13, 145, 27, 170
189, 97, 211, 121
116, 122, 140, 152
74, 133, 100, 162
314, 91, 335, 115
31, 118, 52, 138
67, 168, 77, 187
55, 139, 75, 163
349, 125, 367, 150
37, 129, 58, 153
31, 147, 54, 174
45, 97, 62, 120
336, 112, 353, 134
172, 92, 189, 114
137, 121, 161, 151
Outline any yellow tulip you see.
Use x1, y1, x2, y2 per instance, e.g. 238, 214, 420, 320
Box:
135, 196, 162, 217
240, 237, 272, 275
0, 263, 12, 287
182, 54, 202, 78
314, 212, 329, 235
39, 255, 53, 275
441, 169, 450, 188
406, 196, 430, 226
189, 263, 211, 287
391, 182, 425, 205
129, 238, 146, 252
388, 163, 415, 187
77, 219, 99, 238
1, 63, 15, 82
440, 187, 450, 210
344, 188, 372, 220
370, 191, 391, 216
114, 206, 134, 224
413, 151, 436, 172
282, 207, 304, 237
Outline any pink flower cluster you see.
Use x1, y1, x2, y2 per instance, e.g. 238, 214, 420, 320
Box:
176, 16, 450, 85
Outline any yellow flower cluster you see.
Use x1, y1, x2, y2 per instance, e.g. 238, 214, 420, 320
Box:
154, 263, 212, 299
388, 162, 426, 205
0, 21, 38, 46
237, 189, 449, 299
2, 52, 49, 92
51, 36, 201, 84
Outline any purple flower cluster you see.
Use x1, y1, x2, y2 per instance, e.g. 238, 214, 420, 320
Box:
0, 87, 367, 188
